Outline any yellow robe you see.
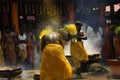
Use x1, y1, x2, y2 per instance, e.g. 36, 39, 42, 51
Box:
40, 44, 72, 80
70, 41, 89, 68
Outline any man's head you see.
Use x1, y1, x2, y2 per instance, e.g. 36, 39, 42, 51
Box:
75, 21, 83, 26
75, 21, 83, 31
40, 31, 63, 51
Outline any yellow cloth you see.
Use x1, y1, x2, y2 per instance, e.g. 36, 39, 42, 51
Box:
18, 48, 27, 62
40, 44, 72, 80
65, 24, 77, 35
70, 41, 89, 68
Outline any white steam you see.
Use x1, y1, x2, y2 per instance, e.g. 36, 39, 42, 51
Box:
82, 24, 103, 55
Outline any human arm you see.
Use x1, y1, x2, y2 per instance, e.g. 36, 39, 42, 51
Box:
77, 31, 87, 40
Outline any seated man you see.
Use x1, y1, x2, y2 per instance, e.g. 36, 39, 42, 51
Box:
39, 30, 72, 80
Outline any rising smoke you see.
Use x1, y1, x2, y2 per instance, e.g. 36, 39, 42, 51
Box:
82, 23, 103, 55
35, 0, 62, 69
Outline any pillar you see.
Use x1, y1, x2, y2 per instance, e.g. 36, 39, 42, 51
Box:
68, 3, 75, 22
110, 3, 114, 23
11, 2, 19, 34
2, 5, 9, 26
99, 2, 105, 26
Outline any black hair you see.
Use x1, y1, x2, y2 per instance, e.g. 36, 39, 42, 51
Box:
75, 21, 83, 26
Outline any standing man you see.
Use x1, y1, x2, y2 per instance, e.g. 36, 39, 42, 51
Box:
65, 21, 89, 77
17, 28, 27, 68
3, 27, 17, 66
0, 30, 6, 66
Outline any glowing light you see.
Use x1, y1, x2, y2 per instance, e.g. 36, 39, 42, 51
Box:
114, 4, 120, 12
27, 16, 35, 20
19, 16, 23, 19
106, 19, 111, 23
105, 6, 110, 12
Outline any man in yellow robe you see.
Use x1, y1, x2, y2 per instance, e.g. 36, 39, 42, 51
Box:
71, 22, 89, 76
65, 22, 89, 77
39, 31, 72, 80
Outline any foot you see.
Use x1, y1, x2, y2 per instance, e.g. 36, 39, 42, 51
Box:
72, 74, 85, 79
76, 74, 84, 79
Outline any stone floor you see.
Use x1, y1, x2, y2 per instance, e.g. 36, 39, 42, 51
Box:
0, 66, 119, 80
0, 63, 120, 80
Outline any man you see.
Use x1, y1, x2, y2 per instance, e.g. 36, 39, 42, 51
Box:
3, 27, 17, 66
0, 30, 6, 66
65, 21, 89, 77
39, 30, 72, 80
17, 28, 27, 67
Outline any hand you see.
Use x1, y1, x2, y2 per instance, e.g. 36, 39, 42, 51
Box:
71, 34, 77, 38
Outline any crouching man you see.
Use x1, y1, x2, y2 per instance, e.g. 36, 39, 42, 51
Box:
39, 29, 72, 80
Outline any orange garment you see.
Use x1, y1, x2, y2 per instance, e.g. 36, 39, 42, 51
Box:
0, 45, 6, 66
40, 44, 72, 80
70, 41, 89, 68
4, 41, 17, 65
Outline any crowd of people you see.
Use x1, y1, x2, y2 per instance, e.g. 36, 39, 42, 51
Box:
0, 25, 41, 69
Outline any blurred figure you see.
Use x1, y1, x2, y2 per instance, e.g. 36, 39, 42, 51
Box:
39, 29, 72, 80
3, 27, 17, 66
65, 22, 89, 77
101, 24, 116, 63
0, 30, 6, 66
114, 26, 120, 59
17, 28, 27, 67
113, 9, 120, 59
26, 28, 35, 69
98, 26, 104, 38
